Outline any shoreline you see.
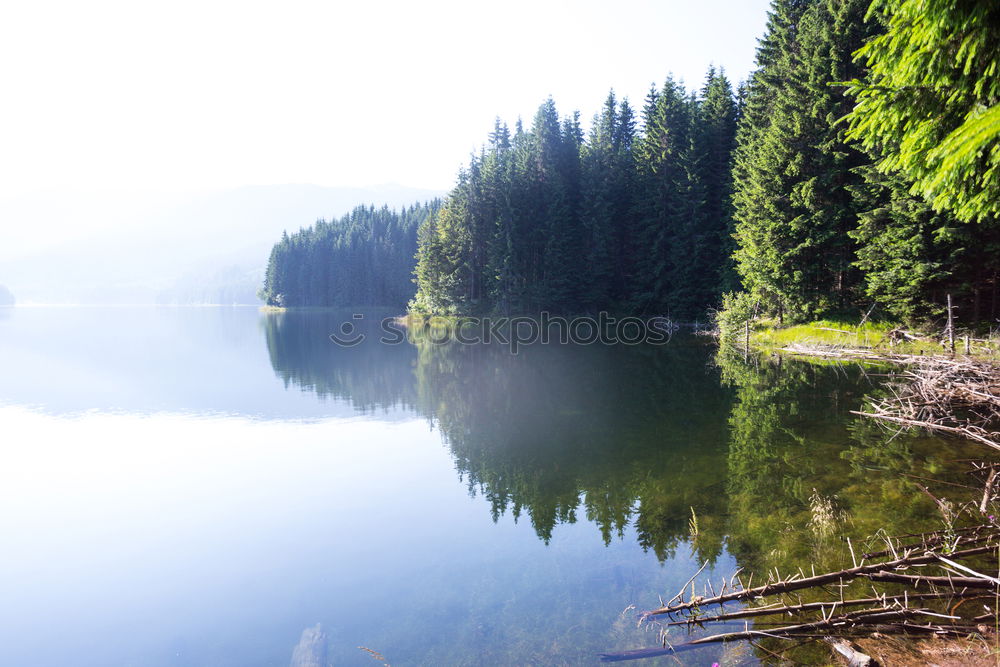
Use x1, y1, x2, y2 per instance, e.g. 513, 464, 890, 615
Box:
734, 319, 1000, 365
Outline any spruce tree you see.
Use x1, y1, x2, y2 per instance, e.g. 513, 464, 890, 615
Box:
633, 76, 698, 317
732, 0, 873, 321
697, 68, 739, 298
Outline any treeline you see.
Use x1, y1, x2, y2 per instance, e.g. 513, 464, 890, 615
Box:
412, 0, 998, 324
413, 72, 738, 318
259, 201, 439, 308
263, 0, 998, 325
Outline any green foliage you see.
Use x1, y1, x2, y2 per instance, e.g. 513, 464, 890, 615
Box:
714, 291, 757, 341
580, 92, 639, 310
259, 201, 440, 308
414, 75, 739, 318
727, 0, 1000, 325
631, 72, 739, 318
844, 0, 1000, 222
751, 318, 893, 347
413, 101, 590, 315
849, 167, 1000, 323
732, 0, 875, 322
265, 0, 1000, 327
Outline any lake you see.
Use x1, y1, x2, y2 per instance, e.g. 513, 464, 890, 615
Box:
0, 307, 971, 665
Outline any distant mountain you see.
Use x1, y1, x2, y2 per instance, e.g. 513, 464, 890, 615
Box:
0, 184, 444, 304
0, 285, 14, 306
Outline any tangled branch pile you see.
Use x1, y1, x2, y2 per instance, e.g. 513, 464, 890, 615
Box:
600, 521, 1000, 663
854, 356, 1000, 452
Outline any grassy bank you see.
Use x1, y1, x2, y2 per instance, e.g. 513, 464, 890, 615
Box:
746, 319, 1000, 360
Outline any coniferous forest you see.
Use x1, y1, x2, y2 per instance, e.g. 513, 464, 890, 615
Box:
263, 0, 999, 326
258, 201, 439, 308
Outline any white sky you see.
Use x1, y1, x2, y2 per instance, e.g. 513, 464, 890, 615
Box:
0, 0, 771, 199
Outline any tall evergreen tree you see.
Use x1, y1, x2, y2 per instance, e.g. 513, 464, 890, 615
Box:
851, 167, 1000, 324
732, 0, 873, 321
580, 92, 639, 311
633, 76, 699, 317
696, 68, 740, 303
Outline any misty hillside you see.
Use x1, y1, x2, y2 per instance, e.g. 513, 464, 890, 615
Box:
0, 184, 443, 304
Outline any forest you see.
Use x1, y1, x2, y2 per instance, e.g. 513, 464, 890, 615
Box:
258, 201, 439, 308
262, 0, 999, 327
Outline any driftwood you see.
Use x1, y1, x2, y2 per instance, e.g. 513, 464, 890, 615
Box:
645, 544, 995, 615
981, 468, 998, 513
595, 542, 1000, 662
606, 485, 1000, 660
865, 571, 999, 589
603, 545, 999, 662
662, 591, 986, 627
685, 608, 964, 645
861, 525, 998, 560
853, 411, 1000, 452
598, 646, 686, 662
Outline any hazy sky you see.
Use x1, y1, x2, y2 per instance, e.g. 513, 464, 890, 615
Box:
1, 0, 771, 199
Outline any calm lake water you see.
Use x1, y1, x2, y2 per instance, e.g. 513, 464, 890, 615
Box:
0, 307, 971, 666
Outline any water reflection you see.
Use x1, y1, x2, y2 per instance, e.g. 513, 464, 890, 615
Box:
262, 309, 418, 413
413, 335, 734, 562
262, 312, 978, 572
0, 308, 976, 665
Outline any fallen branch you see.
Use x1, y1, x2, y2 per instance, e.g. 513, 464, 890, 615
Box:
864, 571, 998, 589
661, 591, 985, 626
687, 608, 963, 645
982, 468, 998, 513
645, 544, 996, 615
852, 411, 1000, 451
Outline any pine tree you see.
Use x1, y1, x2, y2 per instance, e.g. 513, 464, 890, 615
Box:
697, 68, 739, 298
580, 92, 622, 311
633, 76, 698, 316
732, 0, 873, 321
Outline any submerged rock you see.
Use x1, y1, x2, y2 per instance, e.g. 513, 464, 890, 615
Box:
290, 624, 328, 667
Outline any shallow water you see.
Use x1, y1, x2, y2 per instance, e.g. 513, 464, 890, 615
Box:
0, 307, 972, 665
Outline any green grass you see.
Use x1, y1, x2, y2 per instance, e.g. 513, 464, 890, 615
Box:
753, 319, 893, 347
751, 319, 1000, 359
